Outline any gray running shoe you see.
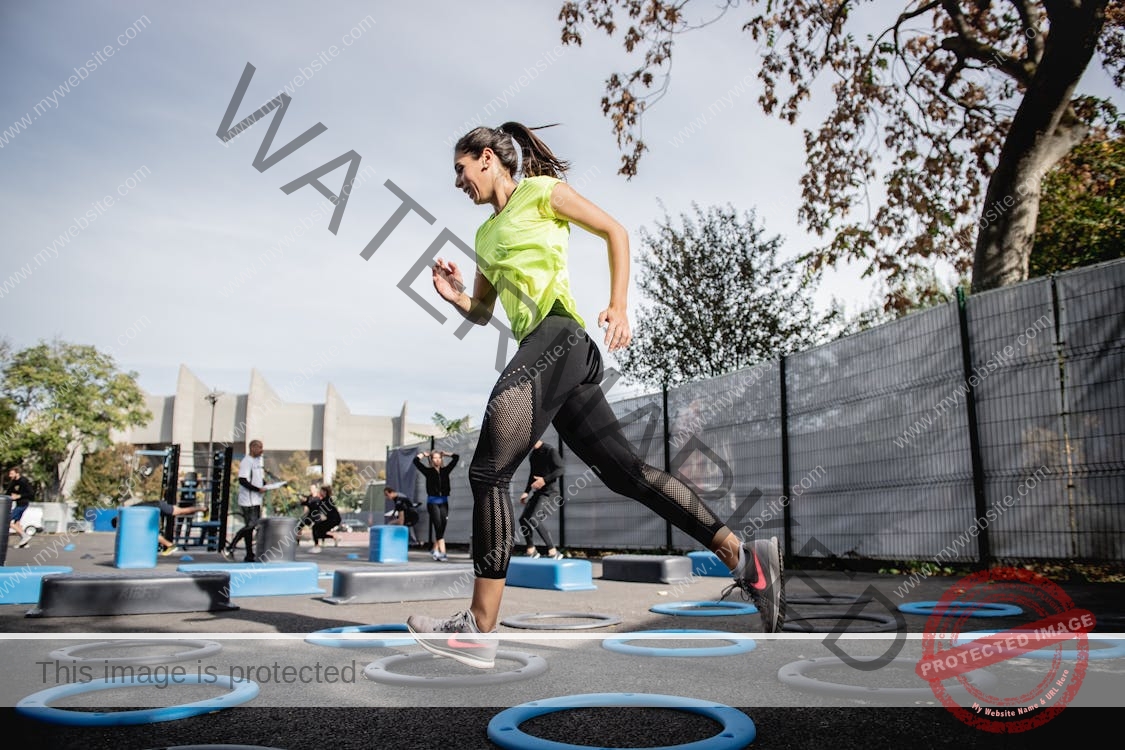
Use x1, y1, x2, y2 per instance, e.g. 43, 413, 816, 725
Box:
720, 536, 785, 633
406, 610, 498, 669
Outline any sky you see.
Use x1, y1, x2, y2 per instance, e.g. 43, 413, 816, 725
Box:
1, 1, 1121, 429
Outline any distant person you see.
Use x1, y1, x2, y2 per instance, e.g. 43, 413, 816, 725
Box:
518, 439, 564, 559
5, 466, 36, 549
306, 485, 341, 553
297, 483, 321, 544
222, 440, 274, 562
413, 450, 459, 561
384, 486, 421, 546
117, 497, 206, 556
153, 500, 206, 555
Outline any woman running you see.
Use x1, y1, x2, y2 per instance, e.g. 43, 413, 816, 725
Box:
407, 122, 784, 668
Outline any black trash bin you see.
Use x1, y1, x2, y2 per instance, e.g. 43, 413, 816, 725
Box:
0, 495, 10, 566
254, 516, 299, 562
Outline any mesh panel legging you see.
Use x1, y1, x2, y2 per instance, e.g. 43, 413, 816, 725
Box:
470, 315, 727, 578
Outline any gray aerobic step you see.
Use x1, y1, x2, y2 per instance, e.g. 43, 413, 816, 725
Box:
26, 571, 239, 617
600, 554, 695, 584
322, 564, 475, 604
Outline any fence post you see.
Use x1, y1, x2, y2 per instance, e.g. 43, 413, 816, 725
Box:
663, 382, 673, 552
956, 286, 991, 566
160, 444, 180, 548
779, 357, 793, 559
1049, 274, 1078, 558
213, 446, 233, 552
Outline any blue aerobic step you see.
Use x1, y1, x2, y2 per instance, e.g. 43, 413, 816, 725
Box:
0, 566, 72, 604
506, 558, 597, 591
600, 554, 694, 584
114, 506, 160, 569
26, 571, 238, 617
177, 562, 324, 597
369, 525, 408, 563
687, 551, 730, 577
322, 564, 475, 604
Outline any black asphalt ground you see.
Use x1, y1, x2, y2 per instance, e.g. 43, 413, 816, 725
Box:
1, 531, 1122, 748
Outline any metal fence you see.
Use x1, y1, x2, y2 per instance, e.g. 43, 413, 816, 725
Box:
393, 258, 1125, 564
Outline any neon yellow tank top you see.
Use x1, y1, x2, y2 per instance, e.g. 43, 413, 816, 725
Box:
474, 175, 586, 341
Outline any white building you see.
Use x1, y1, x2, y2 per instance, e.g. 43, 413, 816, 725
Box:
115, 365, 441, 481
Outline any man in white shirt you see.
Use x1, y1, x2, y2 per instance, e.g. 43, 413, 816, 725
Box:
222, 439, 268, 562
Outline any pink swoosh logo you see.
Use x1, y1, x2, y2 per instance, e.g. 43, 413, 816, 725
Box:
447, 637, 489, 649
750, 551, 768, 591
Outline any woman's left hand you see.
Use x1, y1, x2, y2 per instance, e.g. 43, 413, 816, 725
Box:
598, 306, 632, 352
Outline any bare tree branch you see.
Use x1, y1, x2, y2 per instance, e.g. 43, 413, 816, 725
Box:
1012, 0, 1047, 62
939, 34, 1036, 85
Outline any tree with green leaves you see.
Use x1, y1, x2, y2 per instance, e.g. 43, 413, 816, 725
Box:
411, 412, 472, 442
1030, 127, 1124, 276
616, 203, 834, 387
271, 450, 319, 515
0, 396, 16, 458
1, 341, 150, 499
559, 0, 1124, 310
71, 443, 164, 515
330, 460, 366, 511
0, 339, 16, 459
433, 412, 472, 436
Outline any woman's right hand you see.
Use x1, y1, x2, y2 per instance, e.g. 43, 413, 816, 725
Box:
432, 258, 464, 304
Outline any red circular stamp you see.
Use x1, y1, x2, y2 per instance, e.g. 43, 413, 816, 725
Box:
915, 567, 1093, 733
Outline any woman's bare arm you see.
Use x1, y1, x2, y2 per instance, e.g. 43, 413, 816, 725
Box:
550, 182, 632, 351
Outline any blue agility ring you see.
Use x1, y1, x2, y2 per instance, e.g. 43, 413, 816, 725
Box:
898, 601, 1023, 617
488, 692, 755, 750
602, 630, 756, 658
953, 630, 1125, 660
649, 601, 758, 617
305, 623, 413, 648
16, 674, 258, 726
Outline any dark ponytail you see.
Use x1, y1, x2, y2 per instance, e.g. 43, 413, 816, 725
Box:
454, 122, 570, 179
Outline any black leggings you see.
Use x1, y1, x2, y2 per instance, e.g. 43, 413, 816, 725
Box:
428, 502, 449, 541
228, 505, 262, 560
312, 513, 340, 544
470, 315, 727, 579
519, 490, 556, 549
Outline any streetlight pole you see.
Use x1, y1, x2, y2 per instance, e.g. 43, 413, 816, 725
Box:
203, 389, 224, 523
204, 389, 223, 470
